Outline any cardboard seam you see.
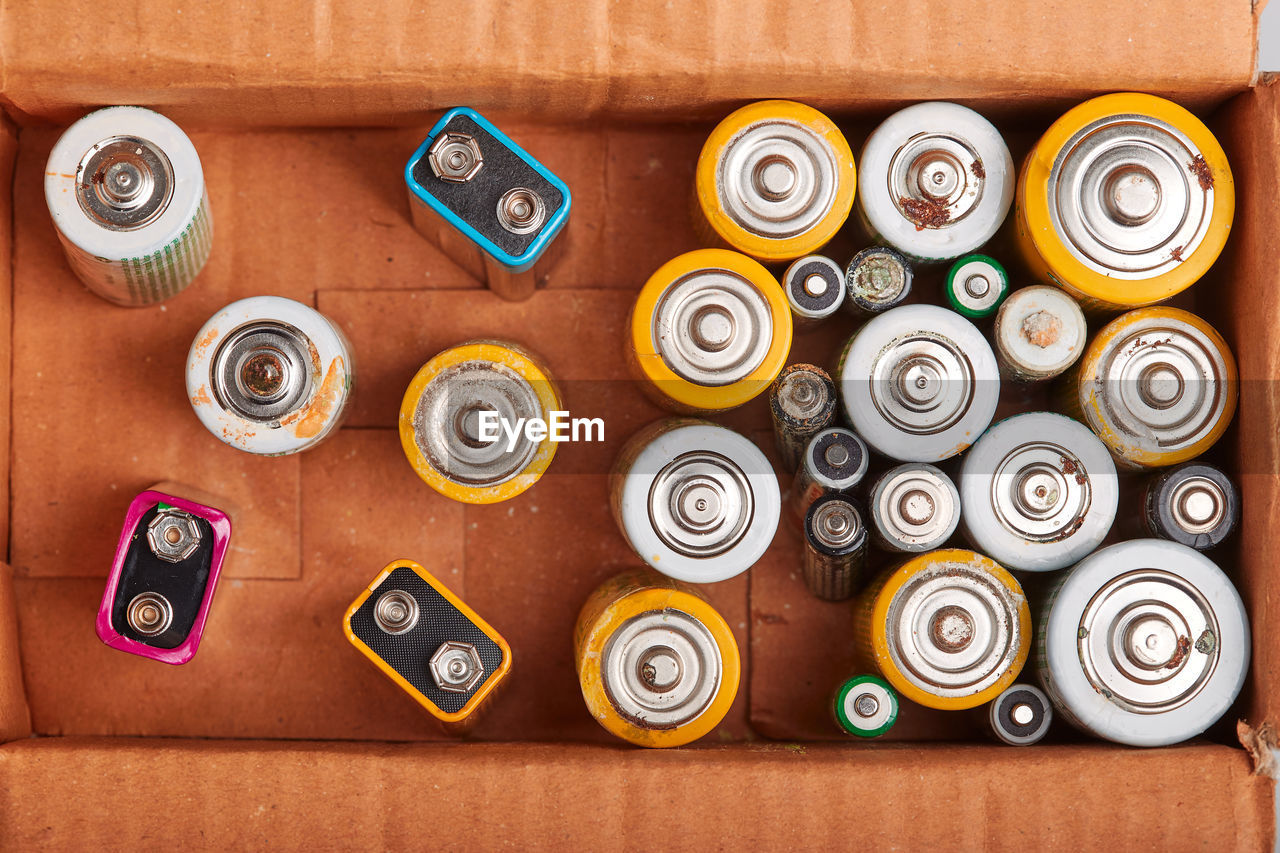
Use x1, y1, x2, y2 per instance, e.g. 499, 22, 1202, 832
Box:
1239, 719, 1280, 776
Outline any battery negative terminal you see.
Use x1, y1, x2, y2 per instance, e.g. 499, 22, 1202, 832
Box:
146, 510, 202, 563
429, 132, 484, 183
430, 641, 485, 693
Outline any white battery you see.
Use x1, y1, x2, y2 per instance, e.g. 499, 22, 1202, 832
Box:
1038, 539, 1249, 747
993, 286, 1086, 382
187, 296, 355, 456
959, 412, 1118, 572
44, 106, 212, 306
868, 463, 960, 553
783, 255, 845, 327
857, 102, 1013, 263
838, 304, 1000, 462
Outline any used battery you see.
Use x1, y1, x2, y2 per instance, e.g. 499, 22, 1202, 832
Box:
405, 107, 571, 302
630, 249, 792, 412
1061, 306, 1237, 469
694, 100, 856, 262
986, 684, 1053, 746
400, 340, 561, 504
993, 285, 1087, 382
96, 489, 232, 665
769, 363, 838, 474
958, 412, 1118, 572
344, 558, 512, 735
187, 296, 355, 456
856, 549, 1031, 711
783, 255, 846, 327
944, 254, 1009, 321
838, 304, 1000, 462
45, 106, 212, 306
844, 246, 914, 316
612, 419, 780, 584
1141, 462, 1239, 550
802, 494, 869, 601
1037, 539, 1249, 746
857, 102, 1014, 263
1016, 93, 1234, 312
574, 569, 740, 748
834, 674, 899, 738
868, 463, 960, 554
788, 427, 869, 530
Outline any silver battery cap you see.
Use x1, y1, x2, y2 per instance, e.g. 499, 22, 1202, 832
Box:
801, 428, 870, 492
870, 463, 960, 553
601, 608, 723, 729
652, 268, 775, 387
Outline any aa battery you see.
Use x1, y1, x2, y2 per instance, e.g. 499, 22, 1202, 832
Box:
1037, 539, 1249, 746
993, 285, 1087, 382
868, 463, 960, 554
857, 102, 1014, 263
834, 675, 899, 738
769, 364, 838, 474
694, 100, 857, 262
1061, 306, 1237, 469
844, 246, 914, 315
400, 339, 561, 504
1141, 462, 1239, 550
96, 489, 232, 665
958, 412, 1118, 572
629, 249, 793, 413
45, 106, 212, 306
344, 559, 512, 735
945, 254, 1009, 321
187, 296, 355, 456
803, 494, 869, 601
788, 427, 869, 530
405, 108, 571, 302
839, 304, 1000, 462
855, 549, 1031, 711
985, 684, 1053, 746
783, 255, 846, 327
612, 419, 781, 584
574, 569, 740, 748
1016, 93, 1234, 311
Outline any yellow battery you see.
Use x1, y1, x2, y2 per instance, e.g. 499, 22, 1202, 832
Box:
854, 549, 1030, 711
694, 100, 856, 262
1016, 93, 1233, 312
574, 569, 741, 747
343, 558, 512, 734
629, 248, 792, 413
1062, 306, 1238, 469
399, 339, 561, 504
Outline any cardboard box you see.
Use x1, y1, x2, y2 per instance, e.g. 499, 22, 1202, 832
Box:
0, 0, 1275, 847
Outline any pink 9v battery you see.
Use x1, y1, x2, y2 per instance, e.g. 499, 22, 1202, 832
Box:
96, 489, 232, 665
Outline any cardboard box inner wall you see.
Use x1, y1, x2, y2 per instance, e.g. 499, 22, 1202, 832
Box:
0, 0, 1277, 846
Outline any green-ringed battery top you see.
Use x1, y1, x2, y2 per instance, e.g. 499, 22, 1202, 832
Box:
835, 674, 899, 738
945, 254, 1009, 319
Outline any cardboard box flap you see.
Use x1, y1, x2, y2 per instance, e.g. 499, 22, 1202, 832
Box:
0, 0, 1259, 127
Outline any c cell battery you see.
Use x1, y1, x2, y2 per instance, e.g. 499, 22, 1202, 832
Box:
986, 684, 1053, 746
405, 108, 571, 302
834, 675, 899, 738
944, 254, 1009, 321
802, 494, 869, 601
1140, 462, 1239, 550
783, 255, 845, 327
868, 463, 960, 554
844, 246, 914, 316
769, 363, 838, 474
45, 106, 212, 306
993, 285, 1087, 382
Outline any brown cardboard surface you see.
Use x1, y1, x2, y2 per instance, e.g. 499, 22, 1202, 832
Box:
0, 1, 1257, 126
0, 565, 32, 741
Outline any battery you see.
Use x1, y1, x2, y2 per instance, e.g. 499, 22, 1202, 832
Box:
944, 254, 1009, 320
1142, 462, 1239, 550
844, 246, 914, 315
694, 100, 856, 262
783, 255, 846, 327
405, 107, 571, 302
629, 249, 792, 413
857, 102, 1014, 263
993, 285, 1087, 382
769, 364, 838, 474
45, 106, 212, 306
856, 549, 1031, 711
612, 419, 781, 584
868, 463, 960, 554
1037, 539, 1249, 747
788, 427, 869, 530
834, 675, 899, 738
986, 684, 1053, 746
96, 489, 232, 665
958, 412, 1118, 572
1061, 306, 1237, 469
344, 559, 512, 735
187, 296, 355, 456
400, 340, 562, 504
803, 494, 869, 601
838, 304, 1000, 462
1016, 93, 1234, 312
574, 569, 740, 748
